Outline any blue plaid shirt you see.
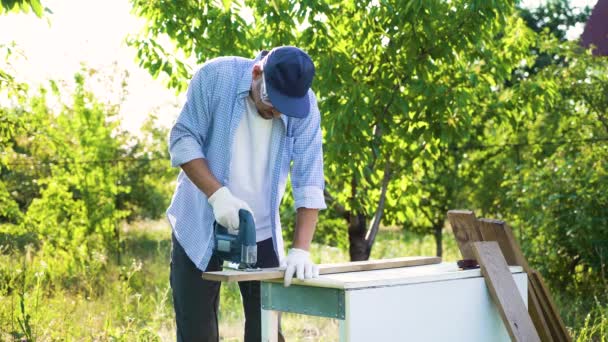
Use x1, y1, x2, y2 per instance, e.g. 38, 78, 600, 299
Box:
167, 52, 327, 271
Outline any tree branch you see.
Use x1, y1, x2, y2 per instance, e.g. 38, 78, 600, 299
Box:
323, 188, 349, 220
581, 92, 608, 134
419, 204, 435, 224
365, 159, 392, 250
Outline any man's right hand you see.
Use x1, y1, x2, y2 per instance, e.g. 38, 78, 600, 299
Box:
207, 186, 253, 234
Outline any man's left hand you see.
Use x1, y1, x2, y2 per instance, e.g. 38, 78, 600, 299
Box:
281, 248, 319, 287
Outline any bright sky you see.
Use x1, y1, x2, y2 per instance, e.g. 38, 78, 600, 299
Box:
0, 0, 181, 134
0, 0, 599, 135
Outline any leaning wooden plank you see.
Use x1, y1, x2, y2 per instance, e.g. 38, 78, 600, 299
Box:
527, 279, 554, 342
472, 241, 541, 342
529, 272, 563, 342
478, 218, 558, 341
502, 222, 533, 272
478, 218, 519, 266
447, 210, 483, 260
202, 256, 442, 282
532, 270, 571, 342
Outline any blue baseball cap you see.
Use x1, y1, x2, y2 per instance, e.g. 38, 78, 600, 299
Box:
262, 46, 315, 118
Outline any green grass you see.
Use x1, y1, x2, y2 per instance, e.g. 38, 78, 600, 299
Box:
0, 219, 605, 341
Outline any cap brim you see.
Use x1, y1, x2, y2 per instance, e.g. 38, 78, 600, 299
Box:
266, 81, 310, 118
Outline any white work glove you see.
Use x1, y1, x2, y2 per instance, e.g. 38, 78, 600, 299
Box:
207, 186, 253, 234
281, 248, 319, 287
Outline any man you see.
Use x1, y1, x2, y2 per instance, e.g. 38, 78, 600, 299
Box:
166, 46, 326, 341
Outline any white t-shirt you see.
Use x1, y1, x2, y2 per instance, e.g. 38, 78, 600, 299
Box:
228, 96, 274, 242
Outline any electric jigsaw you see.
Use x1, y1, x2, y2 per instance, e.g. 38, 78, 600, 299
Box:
213, 209, 259, 270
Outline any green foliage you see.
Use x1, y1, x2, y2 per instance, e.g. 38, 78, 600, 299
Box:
519, 0, 591, 41
515, 0, 592, 78
2, 0, 606, 337
0, 220, 458, 340
574, 299, 608, 341
1, 43, 28, 148
459, 33, 608, 323
280, 181, 349, 250
0, 0, 46, 17
510, 44, 608, 297
0, 68, 178, 304
117, 115, 178, 221
130, 0, 545, 259
0, 221, 175, 340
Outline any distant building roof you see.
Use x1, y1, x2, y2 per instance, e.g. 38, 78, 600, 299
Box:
581, 0, 608, 56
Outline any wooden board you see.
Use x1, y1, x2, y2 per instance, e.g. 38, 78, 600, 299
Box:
481, 220, 552, 340
478, 218, 520, 266
531, 270, 571, 342
529, 272, 562, 341
472, 241, 541, 342
202, 256, 441, 282
502, 222, 533, 272
535, 271, 571, 341
447, 210, 482, 260
527, 279, 554, 342
448, 210, 568, 341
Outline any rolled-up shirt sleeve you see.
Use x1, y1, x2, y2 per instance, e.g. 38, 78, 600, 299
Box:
169, 67, 211, 167
291, 92, 327, 210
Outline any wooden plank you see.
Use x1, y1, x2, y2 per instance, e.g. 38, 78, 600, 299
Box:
472, 241, 541, 342
529, 273, 562, 341
447, 210, 483, 260
202, 256, 442, 282
527, 280, 554, 342
478, 218, 519, 266
477, 217, 562, 341
502, 222, 533, 272
535, 271, 571, 341
532, 270, 571, 342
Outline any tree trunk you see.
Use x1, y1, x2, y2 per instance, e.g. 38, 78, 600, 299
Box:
433, 222, 443, 258
348, 212, 370, 261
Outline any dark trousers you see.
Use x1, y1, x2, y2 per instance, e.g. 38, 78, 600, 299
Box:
170, 234, 280, 342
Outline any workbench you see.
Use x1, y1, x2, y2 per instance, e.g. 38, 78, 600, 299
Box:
260, 262, 527, 341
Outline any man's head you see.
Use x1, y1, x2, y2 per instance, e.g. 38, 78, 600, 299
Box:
251, 46, 315, 120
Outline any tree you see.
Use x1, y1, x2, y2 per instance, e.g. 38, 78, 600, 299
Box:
117, 114, 178, 221
1, 0, 46, 228
515, 0, 591, 77
1, 71, 130, 254
130, 0, 539, 260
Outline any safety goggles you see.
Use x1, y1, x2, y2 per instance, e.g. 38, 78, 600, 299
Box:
260, 72, 273, 107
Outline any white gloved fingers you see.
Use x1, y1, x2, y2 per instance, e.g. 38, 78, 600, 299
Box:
208, 187, 251, 233
214, 205, 239, 233
312, 264, 320, 278
228, 208, 241, 233
239, 200, 254, 215
284, 264, 296, 287
296, 262, 305, 280
304, 262, 313, 279
233, 198, 255, 225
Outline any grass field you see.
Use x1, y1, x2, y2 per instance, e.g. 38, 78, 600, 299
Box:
0, 219, 604, 341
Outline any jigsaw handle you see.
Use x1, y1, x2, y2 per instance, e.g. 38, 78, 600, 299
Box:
238, 209, 257, 266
